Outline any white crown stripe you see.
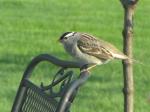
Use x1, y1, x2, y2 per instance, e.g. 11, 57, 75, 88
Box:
65, 32, 75, 37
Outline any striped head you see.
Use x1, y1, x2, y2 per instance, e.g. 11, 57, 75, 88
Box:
58, 32, 79, 45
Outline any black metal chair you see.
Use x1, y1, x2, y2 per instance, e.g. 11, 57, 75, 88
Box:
11, 54, 89, 112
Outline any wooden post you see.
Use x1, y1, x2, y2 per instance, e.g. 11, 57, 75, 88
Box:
120, 0, 138, 112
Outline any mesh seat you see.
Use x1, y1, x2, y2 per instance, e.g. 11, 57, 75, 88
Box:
20, 80, 58, 112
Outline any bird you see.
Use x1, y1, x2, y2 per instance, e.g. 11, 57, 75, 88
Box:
58, 32, 128, 71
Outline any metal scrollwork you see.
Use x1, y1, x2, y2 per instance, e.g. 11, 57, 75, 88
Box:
40, 68, 75, 97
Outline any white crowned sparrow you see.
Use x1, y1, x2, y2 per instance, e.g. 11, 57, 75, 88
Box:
58, 32, 128, 70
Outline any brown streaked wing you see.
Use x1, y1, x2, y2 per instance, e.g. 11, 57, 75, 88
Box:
77, 34, 113, 60
84, 33, 125, 57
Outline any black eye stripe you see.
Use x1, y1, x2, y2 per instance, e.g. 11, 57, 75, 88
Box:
72, 32, 76, 36
64, 37, 67, 39
60, 32, 72, 40
59, 32, 76, 40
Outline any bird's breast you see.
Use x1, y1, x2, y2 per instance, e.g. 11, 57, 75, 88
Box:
64, 44, 76, 56
65, 44, 103, 65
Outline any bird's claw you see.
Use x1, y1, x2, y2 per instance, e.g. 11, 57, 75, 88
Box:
80, 69, 90, 74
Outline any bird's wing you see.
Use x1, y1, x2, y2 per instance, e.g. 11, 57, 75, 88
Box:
77, 33, 114, 60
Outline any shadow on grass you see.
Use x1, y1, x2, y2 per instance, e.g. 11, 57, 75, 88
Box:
0, 51, 67, 65
0, 53, 65, 76
0, 53, 34, 74
0, 53, 33, 65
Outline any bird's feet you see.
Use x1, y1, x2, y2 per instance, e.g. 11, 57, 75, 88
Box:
80, 64, 97, 74
80, 69, 90, 74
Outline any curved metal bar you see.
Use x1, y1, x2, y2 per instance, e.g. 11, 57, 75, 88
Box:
23, 54, 82, 79
56, 71, 90, 112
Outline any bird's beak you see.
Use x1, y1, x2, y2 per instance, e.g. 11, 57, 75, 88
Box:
57, 39, 62, 43
58, 39, 62, 43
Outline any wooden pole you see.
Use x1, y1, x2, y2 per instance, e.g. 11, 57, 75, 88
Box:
120, 0, 138, 112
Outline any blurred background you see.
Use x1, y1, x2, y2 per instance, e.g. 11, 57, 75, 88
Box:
0, 0, 150, 112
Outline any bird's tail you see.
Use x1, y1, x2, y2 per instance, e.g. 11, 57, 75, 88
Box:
128, 58, 145, 66
113, 53, 145, 65
113, 53, 128, 60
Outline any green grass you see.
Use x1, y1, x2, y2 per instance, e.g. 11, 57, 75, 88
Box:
0, 0, 150, 111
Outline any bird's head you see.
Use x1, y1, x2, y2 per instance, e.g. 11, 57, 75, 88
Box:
58, 32, 79, 45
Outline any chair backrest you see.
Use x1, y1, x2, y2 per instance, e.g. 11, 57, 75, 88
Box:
11, 54, 89, 112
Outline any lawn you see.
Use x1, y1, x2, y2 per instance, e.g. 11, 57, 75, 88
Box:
0, 0, 150, 112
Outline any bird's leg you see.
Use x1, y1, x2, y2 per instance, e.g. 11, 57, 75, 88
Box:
87, 64, 97, 71
80, 64, 97, 73
80, 69, 89, 73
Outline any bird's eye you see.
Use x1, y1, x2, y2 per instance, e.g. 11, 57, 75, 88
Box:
64, 37, 68, 40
